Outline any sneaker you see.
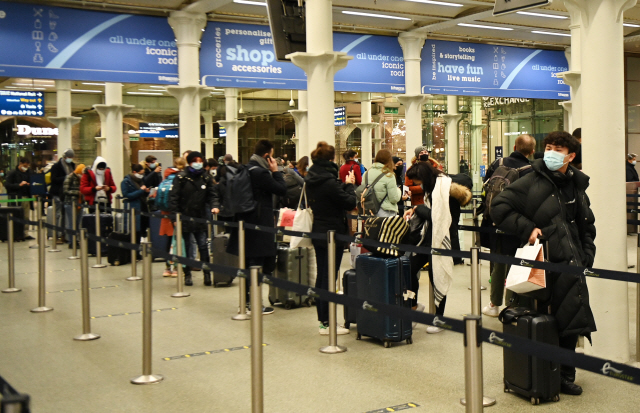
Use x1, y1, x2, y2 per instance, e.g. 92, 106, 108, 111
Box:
482, 303, 500, 317
162, 269, 172, 277
246, 306, 274, 316
426, 326, 444, 334
319, 323, 350, 335
171, 270, 178, 277
413, 303, 425, 329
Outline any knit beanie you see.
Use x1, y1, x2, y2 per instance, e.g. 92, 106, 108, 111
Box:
187, 151, 203, 164
74, 164, 85, 174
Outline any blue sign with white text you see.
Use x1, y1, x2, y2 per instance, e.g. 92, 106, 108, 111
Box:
199, 22, 405, 93
0, 2, 178, 84
421, 40, 569, 100
0, 90, 45, 117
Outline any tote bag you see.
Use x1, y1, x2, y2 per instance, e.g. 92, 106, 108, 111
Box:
290, 183, 313, 249
506, 239, 546, 294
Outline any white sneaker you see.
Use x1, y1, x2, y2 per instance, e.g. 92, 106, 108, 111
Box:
319, 323, 350, 335
482, 303, 500, 317
426, 326, 444, 334
413, 303, 425, 329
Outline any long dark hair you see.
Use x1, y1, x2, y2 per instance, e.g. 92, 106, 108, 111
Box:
405, 162, 444, 194
297, 156, 309, 177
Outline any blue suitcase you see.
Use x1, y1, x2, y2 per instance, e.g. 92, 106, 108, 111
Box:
355, 254, 413, 348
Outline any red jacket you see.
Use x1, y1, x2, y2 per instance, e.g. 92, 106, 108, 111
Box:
339, 160, 362, 186
80, 168, 117, 205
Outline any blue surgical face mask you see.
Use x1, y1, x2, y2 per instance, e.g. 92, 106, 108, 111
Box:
543, 150, 569, 171
149, 163, 157, 169
65, 158, 73, 164
191, 162, 203, 170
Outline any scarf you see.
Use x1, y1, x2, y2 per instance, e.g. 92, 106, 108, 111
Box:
129, 173, 143, 188
429, 175, 453, 307
312, 159, 339, 178
61, 158, 71, 175
95, 170, 107, 202
250, 153, 270, 170
187, 166, 205, 176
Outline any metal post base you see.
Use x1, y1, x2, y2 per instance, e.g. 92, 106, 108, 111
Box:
460, 396, 496, 407
92, 264, 107, 269
232, 313, 250, 321
126, 276, 142, 281
2, 288, 21, 293
74, 333, 101, 341
68, 256, 80, 260
30, 306, 53, 313
319, 345, 347, 354
48, 247, 61, 253
171, 292, 190, 298
30, 244, 49, 249
468, 286, 487, 291
130, 374, 164, 385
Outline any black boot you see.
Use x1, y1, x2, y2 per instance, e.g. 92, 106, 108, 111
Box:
204, 272, 212, 286
560, 375, 582, 395
184, 273, 193, 286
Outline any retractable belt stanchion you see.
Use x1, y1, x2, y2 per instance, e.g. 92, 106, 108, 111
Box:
30, 218, 53, 313
48, 198, 61, 252
171, 213, 189, 298
131, 242, 164, 385
249, 266, 264, 413
68, 202, 80, 260
233, 221, 250, 320
460, 247, 495, 407
2, 213, 20, 293
92, 203, 106, 268
320, 230, 347, 354
74, 228, 100, 341
637, 235, 640, 364
468, 199, 486, 291
29, 196, 47, 249
127, 208, 141, 281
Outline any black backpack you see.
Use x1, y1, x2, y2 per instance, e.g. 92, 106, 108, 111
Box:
223, 164, 258, 215
483, 158, 531, 217
281, 173, 303, 209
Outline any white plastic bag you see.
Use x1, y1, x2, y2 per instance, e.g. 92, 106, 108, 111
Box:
506, 239, 546, 294
290, 184, 314, 249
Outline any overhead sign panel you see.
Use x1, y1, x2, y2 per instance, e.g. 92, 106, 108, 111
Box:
200, 22, 405, 93
421, 39, 569, 100
334, 106, 346, 126
0, 90, 45, 117
493, 0, 552, 16
0, 2, 178, 84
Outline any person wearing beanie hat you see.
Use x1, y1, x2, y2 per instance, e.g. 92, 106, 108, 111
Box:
63, 163, 85, 247
169, 151, 216, 286
49, 148, 76, 242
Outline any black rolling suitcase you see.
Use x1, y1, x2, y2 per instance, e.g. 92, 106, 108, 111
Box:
342, 269, 357, 328
500, 308, 561, 405
210, 233, 238, 286
107, 232, 131, 266
0, 207, 25, 241
82, 213, 114, 255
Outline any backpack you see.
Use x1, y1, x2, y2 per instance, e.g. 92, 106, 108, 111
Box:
155, 173, 176, 211
281, 173, 302, 209
355, 171, 387, 216
223, 164, 257, 215
483, 158, 531, 217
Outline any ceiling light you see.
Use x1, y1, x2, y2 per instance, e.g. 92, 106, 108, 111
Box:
233, 0, 267, 6
342, 11, 411, 20
138, 88, 165, 92
531, 30, 571, 37
401, 0, 462, 6
149, 85, 167, 89
516, 11, 567, 19
12, 83, 36, 86
458, 23, 513, 31
82, 82, 106, 86
127, 92, 163, 95
624, 23, 640, 28
71, 89, 102, 93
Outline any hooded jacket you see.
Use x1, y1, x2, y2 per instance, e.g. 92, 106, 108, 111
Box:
168, 166, 216, 233
626, 161, 639, 182
490, 159, 597, 340
362, 163, 402, 213
49, 157, 75, 198
79, 157, 116, 205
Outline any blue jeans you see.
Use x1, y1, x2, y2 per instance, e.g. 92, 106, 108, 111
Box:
182, 231, 209, 275
64, 204, 83, 247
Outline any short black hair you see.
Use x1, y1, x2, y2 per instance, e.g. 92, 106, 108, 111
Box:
18, 157, 29, 164
343, 149, 357, 161
254, 139, 274, 157
145, 155, 157, 163
132, 164, 144, 173
207, 158, 219, 168
543, 131, 579, 154
572, 128, 581, 140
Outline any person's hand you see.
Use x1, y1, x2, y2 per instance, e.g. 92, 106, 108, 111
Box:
154, 166, 161, 173
403, 208, 414, 220
104, 186, 111, 192
212, 208, 220, 215
345, 170, 355, 185
95, 186, 102, 191
402, 193, 409, 201
19, 181, 29, 186
267, 156, 278, 172
406, 190, 411, 197
140, 185, 147, 191
529, 228, 542, 244
395, 160, 403, 167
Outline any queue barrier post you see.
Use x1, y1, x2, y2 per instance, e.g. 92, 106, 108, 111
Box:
468, 199, 486, 291
233, 221, 250, 321
636, 234, 640, 364
30, 218, 53, 313
74, 228, 100, 341
68, 202, 80, 260
131, 242, 164, 385
91, 203, 107, 269
320, 230, 347, 354
250, 266, 264, 413
171, 213, 189, 298
48, 198, 61, 252
127, 208, 141, 282
29, 196, 48, 250
2, 213, 20, 293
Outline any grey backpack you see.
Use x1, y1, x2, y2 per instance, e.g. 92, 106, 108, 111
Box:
355, 171, 387, 216
483, 158, 531, 217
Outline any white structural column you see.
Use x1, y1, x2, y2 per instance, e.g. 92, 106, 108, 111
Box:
355, 93, 378, 168
165, 10, 213, 154
218, 88, 246, 160
443, 95, 462, 174
201, 110, 217, 159
93, 83, 134, 196
559, 3, 583, 133
566, 0, 636, 362
49, 80, 80, 154
397, 33, 431, 155
288, 0, 351, 147
289, 90, 308, 159
373, 115, 383, 154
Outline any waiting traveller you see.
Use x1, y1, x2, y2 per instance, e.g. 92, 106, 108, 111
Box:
571, 128, 582, 169
80, 156, 116, 205
6, 157, 34, 239
121, 164, 150, 238
405, 146, 432, 206
207, 158, 219, 178
169, 151, 216, 286
392, 156, 409, 215
306, 141, 356, 334
626, 153, 639, 182
491, 131, 596, 396
403, 161, 471, 333
362, 149, 402, 217
63, 164, 85, 247
297, 156, 309, 178
49, 148, 75, 242
159, 158, 186, 277
481, 134, 536, 317
142, 155, 162, 188
339, 149, 363, 186
223, 154, 234, 165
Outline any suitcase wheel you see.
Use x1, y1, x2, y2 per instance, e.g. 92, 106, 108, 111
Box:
284, 301, 294, 310
383, 341, 391, 348
113, 261, 120, 266
406, 337, 413, 345
552, 395, 560, 402
356, 333, 361, 340
530, 397, 540, 406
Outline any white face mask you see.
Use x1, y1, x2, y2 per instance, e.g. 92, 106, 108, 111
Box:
633, 160, 637, 166
20, 166, 28, 172
96, 169, 105, 176
134, 173, 144, 179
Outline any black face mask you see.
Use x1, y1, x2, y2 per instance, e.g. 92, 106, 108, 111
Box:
419, 154, 429, 162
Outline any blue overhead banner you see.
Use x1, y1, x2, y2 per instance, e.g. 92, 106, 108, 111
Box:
200, 22, 405, 93
421, 39, 569, 100
0, 2, 178, 84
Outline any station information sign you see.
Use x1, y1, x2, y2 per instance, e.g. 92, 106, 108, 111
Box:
0, 90, 44, 117
334, 107, 346, 126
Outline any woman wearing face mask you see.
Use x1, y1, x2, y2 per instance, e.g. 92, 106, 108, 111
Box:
490, 131, 596, 396
80, 156, 117, 205
121, 164, 150, 236
626, 153, 639, 182
405, 146, 443, 206
361, 149, 402, 217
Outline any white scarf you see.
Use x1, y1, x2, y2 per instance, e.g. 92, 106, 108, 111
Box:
95, 170, 106, 201
428, 175, 453, 307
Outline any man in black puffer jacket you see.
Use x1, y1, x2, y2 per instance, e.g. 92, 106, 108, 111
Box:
490, 131, 596, 396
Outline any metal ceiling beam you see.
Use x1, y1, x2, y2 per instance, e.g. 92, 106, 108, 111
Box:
409, 7, 495, 34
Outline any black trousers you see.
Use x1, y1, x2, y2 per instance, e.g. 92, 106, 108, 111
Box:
409, 253, 446, 315
245, 255, 276, 304
312, 240, 344, 324
559, 334, 579, 379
